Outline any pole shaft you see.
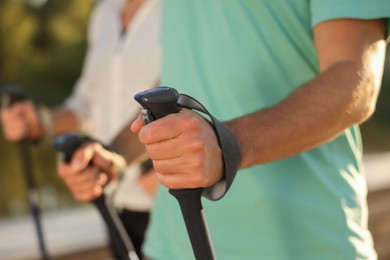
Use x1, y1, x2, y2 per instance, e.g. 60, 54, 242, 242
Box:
169, 188, 216, 260
19, 140, 49, 260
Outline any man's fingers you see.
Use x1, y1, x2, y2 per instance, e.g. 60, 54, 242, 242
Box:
135, 108, 223, 189
156, 170, 204, 190
145, 139, 182, 160
137, 113, 184, 144
152, 153, 211, 189
130, 113, 144, 133
138, 109, 205, 144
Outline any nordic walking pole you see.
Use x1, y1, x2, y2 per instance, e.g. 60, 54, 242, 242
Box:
52, 133, 139, 260
134, 87, 216, 260
0, 85, 49, 260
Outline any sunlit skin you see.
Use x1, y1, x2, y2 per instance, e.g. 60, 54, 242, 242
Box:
131, 19, 387, 190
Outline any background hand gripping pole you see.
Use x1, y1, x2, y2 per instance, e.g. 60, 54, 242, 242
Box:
52, 133, 139, 260
134, 87, 241, 260
0, 85, 49, 260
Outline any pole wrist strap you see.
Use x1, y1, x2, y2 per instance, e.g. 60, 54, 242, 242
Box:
178, 94, 241, 201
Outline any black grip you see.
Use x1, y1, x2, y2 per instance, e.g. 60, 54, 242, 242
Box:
134, 87, 216, 260
168, 188, 216, 260
0, 84, 28, 108
52, 133, 138, 260
52, 132, 91, 163
134, 86, 179, 122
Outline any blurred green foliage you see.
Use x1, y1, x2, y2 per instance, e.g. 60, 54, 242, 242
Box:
0, 0, 94, 104
0, 0, 95, 219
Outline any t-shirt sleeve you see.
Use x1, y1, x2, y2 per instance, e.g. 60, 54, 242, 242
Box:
311, 0, 390, 38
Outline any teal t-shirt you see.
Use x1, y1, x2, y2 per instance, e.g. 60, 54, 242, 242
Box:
144, 1, 390, 259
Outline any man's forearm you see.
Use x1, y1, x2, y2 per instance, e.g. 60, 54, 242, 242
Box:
227, 59, 384, 169
227, 18, 387, 169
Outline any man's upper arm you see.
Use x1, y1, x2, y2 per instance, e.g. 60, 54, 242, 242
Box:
313, 19, 387, 73
312, 19, 387, 124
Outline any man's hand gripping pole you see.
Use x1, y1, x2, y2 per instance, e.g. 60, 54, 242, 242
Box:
134, 87, 217, 260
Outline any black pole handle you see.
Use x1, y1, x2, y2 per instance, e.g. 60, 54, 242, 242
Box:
134, 87, 216, 260
52, 133, 138, 260
168, 188, 216, 260
0, 84, 28, 108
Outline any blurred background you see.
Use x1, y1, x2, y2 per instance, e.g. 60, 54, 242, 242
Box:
0, 0, 389, 259
0, 0, 93, 217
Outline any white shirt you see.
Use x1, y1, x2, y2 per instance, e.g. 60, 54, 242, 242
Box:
64, 0, 161, 211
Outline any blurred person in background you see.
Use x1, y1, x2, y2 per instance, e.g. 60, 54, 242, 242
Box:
1, 0, 161, 258
131, 1, 390, 259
